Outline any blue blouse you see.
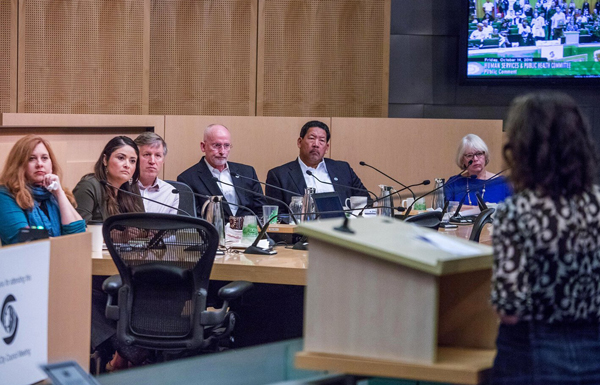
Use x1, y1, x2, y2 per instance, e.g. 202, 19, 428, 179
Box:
444, 174, 512, 205
0, 186, 86, 245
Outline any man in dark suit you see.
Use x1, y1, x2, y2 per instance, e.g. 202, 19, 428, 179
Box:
177, 124, 266, 221
265, 120, 369, 213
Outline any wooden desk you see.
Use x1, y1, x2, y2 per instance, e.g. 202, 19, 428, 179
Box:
92, 222, 490, 285
93, 246, 308, 286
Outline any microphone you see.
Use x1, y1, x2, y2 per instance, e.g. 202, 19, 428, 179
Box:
305, 170, 377, 200
230, 172, 302, 197
356, 181, 428, 217
100, 180, 192, 217
450, 182, 475, 222
244, 212, 278, 255
401, 173, 474, 220
212, 177, 299, 225
359, 161, 416, 201
459, 160, 474, 176
171, 188, 277, 251
300, 206, 405, 219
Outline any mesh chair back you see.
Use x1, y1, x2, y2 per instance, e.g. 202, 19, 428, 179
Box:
103, 213, 218, 346
165, 180, 197, 217
469, 208, 495, 242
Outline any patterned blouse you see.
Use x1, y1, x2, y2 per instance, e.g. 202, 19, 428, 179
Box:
491, 186, 600, 323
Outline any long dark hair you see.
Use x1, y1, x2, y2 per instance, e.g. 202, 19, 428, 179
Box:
503, 92, 598, 199
93, 136, 143, 215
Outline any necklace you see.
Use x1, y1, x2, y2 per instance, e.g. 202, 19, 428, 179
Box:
466, 177, 486, 206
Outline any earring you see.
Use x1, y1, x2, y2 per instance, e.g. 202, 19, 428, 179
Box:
129, 178, 133, 186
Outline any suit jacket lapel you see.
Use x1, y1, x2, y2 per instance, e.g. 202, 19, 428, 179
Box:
197, 158, 222, 196
288, 161, 307, 194
229, 163, 246, 205
197, 158, 234, 217
324, 158, 341, 193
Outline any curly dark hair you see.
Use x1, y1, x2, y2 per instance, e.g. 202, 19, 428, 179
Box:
503, 92, 598, 199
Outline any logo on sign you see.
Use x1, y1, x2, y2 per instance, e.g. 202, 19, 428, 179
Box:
1, 294, 18, 345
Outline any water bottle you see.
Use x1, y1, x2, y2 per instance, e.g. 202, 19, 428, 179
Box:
432, 178, 445, 210
302, 187, 316, 222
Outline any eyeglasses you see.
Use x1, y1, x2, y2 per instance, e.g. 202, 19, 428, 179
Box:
463, 151, 485, 160
208, 143, 232, 151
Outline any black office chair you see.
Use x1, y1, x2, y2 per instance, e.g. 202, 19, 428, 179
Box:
102, 213, 252, 358
469, 208, 495, 242
404, 211, 444, 230
166, 180, 197, 217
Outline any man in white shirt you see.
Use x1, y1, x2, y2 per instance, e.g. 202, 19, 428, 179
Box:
177, 124, 266, 221
483, 0, 495, 16
482, 20, 494, 36
470, 23, 490, 40
551, 7, 566, 38
134, 132, 179, 214
265, 120, 370, 213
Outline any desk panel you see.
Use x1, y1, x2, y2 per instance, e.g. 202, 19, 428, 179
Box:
93, 247, 308, 285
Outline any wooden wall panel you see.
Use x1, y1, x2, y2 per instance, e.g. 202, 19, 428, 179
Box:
257, 0, 390, 117
0, 113, 164, 188
18, 0, 149, 114
0, 0, 17, 113
330, 118, 504, 206
149, 0, 257, 116
162, 116, 330, 183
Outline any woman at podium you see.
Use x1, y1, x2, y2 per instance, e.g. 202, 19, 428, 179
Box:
491, 92, 600, 384
444, 134, 511, 205
0, 135, 85, 245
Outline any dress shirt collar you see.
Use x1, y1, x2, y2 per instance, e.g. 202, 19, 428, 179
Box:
297, 157, 328, 175
204, 158, 230, 177
138, 178, 160, 192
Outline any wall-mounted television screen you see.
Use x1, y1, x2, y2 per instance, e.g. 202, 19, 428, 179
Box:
459, 0, 600, 84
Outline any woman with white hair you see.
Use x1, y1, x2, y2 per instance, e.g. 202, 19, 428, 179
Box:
444, 134, 511, 205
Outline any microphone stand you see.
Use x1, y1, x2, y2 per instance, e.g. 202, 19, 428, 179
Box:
230, 172, 302, 197
213, 177, 299, 225
100, 180, 192, 217
305, 170, 378, 200
359, 161, 416, 201
357, 180, 430, 217
401, 161, 476, 220
172, 188, 277, 252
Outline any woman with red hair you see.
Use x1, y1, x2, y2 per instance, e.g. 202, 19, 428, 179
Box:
0, 135, 84, 245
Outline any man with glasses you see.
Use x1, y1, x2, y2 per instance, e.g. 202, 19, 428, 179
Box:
177, 124, 266, 220
444, 133, 511, 205
265, 120, 369, 214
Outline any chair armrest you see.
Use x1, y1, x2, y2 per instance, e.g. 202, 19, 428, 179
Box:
102, 275, 122, 321
218, 280, 253, 301
102, 274, 122, 295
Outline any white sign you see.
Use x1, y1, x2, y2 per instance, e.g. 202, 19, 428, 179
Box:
0, 241, 50, 385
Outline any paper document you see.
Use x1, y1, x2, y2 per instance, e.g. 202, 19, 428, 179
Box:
416, 233, 482, 258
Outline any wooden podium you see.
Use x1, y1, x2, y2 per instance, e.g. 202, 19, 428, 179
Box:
295, 217, 497, 384
47, 232, 92, 371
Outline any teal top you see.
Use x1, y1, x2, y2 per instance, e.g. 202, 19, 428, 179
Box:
0, 186, 86, 245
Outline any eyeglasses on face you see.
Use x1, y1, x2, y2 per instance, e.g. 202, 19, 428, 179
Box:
463, 151, 485, 160
208, 143, 232, 150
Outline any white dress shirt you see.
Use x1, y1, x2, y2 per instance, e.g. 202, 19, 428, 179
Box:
205, 159, 239, 215
138, 178, 180, 214
298, 157, 335, 194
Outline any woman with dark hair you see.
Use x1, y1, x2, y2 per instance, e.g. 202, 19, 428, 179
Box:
73, 136, 143, 221
73, 136, 146, 371
491, 92, 600, 384
0, 135, 85, 244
